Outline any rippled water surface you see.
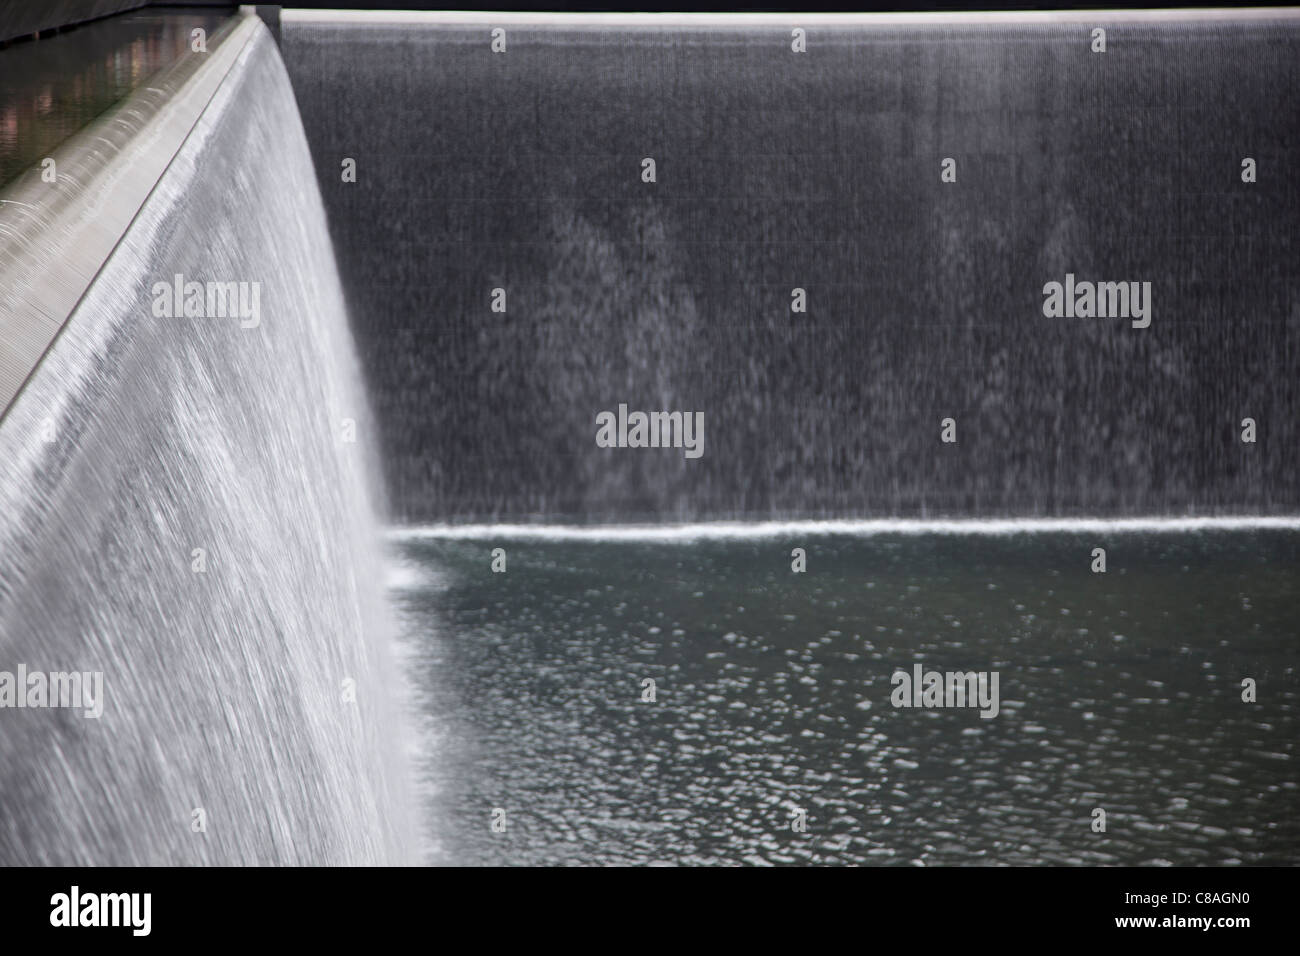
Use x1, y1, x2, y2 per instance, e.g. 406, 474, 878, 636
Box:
392, 530, 1299, 865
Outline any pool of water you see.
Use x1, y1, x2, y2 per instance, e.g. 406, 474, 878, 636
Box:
391, 528, 1298, 865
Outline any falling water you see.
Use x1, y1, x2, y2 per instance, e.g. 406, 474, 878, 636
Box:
0, 26, 416, 865
284, 14, 1300, 523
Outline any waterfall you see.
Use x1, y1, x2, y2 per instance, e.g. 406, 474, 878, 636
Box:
283, 13, 1300, 523
0, 25, 416, 865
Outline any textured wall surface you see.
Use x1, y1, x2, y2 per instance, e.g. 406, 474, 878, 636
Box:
283, 17, 1300, 522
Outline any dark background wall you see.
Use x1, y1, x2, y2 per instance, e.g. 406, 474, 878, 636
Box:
0, 1, 144, 45
282, 17, 1300, 523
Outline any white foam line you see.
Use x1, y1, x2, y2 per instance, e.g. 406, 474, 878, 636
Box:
388, 516, 1300, 543
282, 8, 1300, 27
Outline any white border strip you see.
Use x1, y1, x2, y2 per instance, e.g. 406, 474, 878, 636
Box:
390, 516, 1300, 542
282, 8, 1300, 27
